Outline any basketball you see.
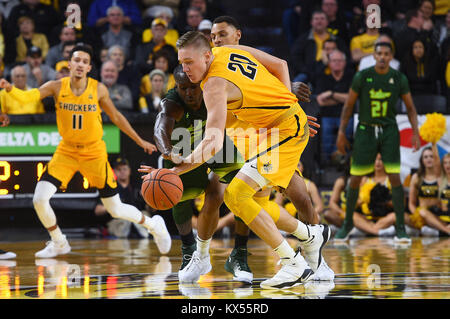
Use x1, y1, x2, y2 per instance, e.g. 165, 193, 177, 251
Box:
141, 168, 183, 210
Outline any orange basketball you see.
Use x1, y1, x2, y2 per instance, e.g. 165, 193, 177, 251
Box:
141, 168, 183, 210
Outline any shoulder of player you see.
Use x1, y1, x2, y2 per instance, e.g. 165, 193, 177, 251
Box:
160, 95, 184, 119
96, 81, 109, 98
42, 79, 62, 95
390, 68, 407, 80
203, 76, 228, 89
356, 67, 374, 78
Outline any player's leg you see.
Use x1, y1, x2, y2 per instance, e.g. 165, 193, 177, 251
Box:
165, 161, 209, 278
80, 143, 172, 253
224, 188, 276, 284
381, 124, 410, 242
282, 172, 319, 224
94, 162, 171, 254
99, 193, 171, 253
334, 175, 363, 240
33, 146, 76, 258
260, 120, 331, 276
179, 172, 223, 282
187, 141, 255, 283
172, 200, 197, 270
224, 171, 314, 289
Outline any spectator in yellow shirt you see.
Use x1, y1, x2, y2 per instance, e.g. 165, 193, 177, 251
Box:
142, 5, 179, 49
0, 65, 44, 114
350, 26, 379, 66
15, 16, 49, 63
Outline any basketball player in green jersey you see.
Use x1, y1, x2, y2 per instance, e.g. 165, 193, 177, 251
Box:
336, 42, 421, 243
153, 64, 250, 282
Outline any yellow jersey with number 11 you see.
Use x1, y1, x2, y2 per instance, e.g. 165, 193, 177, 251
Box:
55, 77, 103, 145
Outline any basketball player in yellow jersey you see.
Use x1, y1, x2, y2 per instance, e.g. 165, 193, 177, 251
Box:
176, 32, 330, 289
0, 44, 171, 258
169, 16, 333, 285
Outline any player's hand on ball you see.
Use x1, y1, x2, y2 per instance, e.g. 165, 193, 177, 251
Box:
138, 165, 156, 178
307, 115, 320, 137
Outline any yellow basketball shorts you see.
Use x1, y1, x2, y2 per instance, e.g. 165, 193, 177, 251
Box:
244, 113, 309, 189
40, 139, 118, 197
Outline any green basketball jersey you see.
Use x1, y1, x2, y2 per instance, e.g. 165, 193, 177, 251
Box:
164, 87, 207, 150
351, 67, 410, 125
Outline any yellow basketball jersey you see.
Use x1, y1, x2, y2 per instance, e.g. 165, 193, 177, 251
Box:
201, 46, 304, 129
55, 77, 103, 145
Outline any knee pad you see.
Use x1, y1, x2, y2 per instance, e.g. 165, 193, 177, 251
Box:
224, 178, 261, 225
33, 181, 58, 228
254, 195, 281, 223
101, 194, 123, 219
33, 181, 57, 206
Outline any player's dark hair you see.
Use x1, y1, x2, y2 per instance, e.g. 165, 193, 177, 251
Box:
176, 31, 211, 51
212, 16, 240, 30
69, 43, 93, 63
173, 64, 189, 83
375, 41, 393, 53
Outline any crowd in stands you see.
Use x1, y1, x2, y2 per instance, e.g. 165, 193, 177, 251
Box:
0, 0, 226, 114
284, 0, 450, 163
0, 1, 447, 118
0, 1, 449, 239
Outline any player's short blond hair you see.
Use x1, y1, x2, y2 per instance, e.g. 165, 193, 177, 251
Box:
176, 31, 211, 52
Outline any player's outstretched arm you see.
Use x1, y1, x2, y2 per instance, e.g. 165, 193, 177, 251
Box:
336, 88, 359, 155
401, 92, 420, 152
226, 44, 291, 90
0, 78, 57, 102
154, 98, 184, 160
97, 82, 157, 154
170, 77, 227, 175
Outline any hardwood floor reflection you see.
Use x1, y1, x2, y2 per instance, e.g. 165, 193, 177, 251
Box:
0, 237, 449, 299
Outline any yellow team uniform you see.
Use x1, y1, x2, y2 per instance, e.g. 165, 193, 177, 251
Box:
201, 46, 309, 189
42, 77, 117, 195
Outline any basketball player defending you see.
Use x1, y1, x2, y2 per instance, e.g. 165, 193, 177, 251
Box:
0, 45, 172, 258
182, 16, 333, 283
143, 32, 330, 289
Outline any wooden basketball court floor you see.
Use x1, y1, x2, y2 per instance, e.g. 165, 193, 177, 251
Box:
0, 236, 449, 299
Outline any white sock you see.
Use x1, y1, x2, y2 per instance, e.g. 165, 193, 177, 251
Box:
274, 240, 295, 260
290, 220, 310, 241
196, 235, 211, 257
